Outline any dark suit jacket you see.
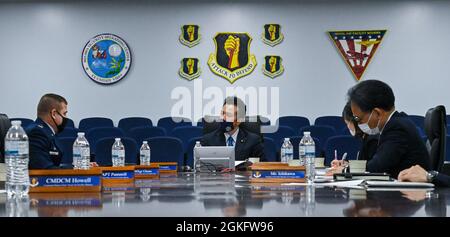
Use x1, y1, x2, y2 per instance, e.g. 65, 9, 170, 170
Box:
434, 174, 450, 187
201, 128, 265, 161
359, 134, 378, 161
26, 118, 63, 169
367, 111, 430, 178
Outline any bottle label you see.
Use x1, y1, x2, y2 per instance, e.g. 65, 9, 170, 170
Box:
306, 146, 315, 155
5, 141, 28, 156
81, 147, 90, 157
299, 146, 306, 156
141, 150, 150, 157
73, 147, 81, 157
113, 150, 125, 157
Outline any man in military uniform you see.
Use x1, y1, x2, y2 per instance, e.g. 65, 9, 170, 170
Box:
26, 93, 69, 169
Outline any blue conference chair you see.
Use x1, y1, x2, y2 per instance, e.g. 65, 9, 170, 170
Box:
118, 117, 153, 135
128, 126, 166, 145
408, 115, 425, 130
324, 135, 362, 166
185, 136, 203, 168
171, 126, 203, 152
447, 126, 450, 135
447, 115, 450, 125
57, 127, 78, 138
263, 125, 296, 148
65, 118, 75, 128
289, 136, 322, 158
58, 137, 77, 167
86, 127, 125, 154
94, 137, 138, 166
157, 117, 192, 135
263, 137, 278, 162
145, 137, 184, 167
79, 117, 114, 132
314, 116, 346, 133
416, 126, 425, 137
446, 136, 450, 162
10, 118, 34, 129
277, 116, 310, 135
299, 125, 336, 151
341, 127, 351, 136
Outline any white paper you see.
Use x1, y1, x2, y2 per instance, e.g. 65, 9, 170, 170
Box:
234, 161, 246, 167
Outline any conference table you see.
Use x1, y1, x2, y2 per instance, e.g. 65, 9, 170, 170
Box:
0, 172, 449, 217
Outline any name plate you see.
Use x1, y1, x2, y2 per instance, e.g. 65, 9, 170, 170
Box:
250, 163, 306, 183
30, 193, 102, 209
94, 166, 135, 185
134, 164, 159, 179
29, 169, 102, 193
153, 162, 178, 173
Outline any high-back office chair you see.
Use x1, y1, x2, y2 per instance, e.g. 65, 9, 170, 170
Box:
277, 116, 310, 134
58, 137, 77, 166
0, 113, 12, 162
263, 126, 296, 147
86, 127, 125, 154
424, 105, 447, 172
172, 126, 203, 152
9, 118, 33, 129
409, 115, 425, 130
94, 137, 138, 166
324, 135, 362, 166
314, 116, 347, 132
128, 126, 166, 145
263, 137, 278, 162
145, 137, 184, 167
157, 117, 192, 135
56, 127, 78, 138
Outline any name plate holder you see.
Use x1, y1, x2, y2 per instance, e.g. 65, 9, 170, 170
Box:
153, 162, 178, 173
134, 164, 160, 179
250, 163, 306, 183
29, 169, 102, 193
94, 166, 135, 185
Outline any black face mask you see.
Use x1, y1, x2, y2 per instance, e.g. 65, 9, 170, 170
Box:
51, 111, 68, 133
220, 121, 235, 133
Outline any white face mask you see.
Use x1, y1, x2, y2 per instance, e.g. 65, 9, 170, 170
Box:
349, 129, 356, 136
358, 110, 380, 135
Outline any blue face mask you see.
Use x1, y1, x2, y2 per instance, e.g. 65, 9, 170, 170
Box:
358, 110, 380, 135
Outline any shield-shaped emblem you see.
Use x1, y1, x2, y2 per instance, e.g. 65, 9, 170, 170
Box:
262, 24, 284, 46
262, 55, 284, 78
328, 30, 387, 81
179, 58, 201, 80
179, 25, 201, 47
207, 32, 257, 83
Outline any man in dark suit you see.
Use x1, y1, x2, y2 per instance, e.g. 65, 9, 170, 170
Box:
201, 96, 265, 161
398, 165, 450, 187
347, 80, 430, 178
26, 94, 69, 169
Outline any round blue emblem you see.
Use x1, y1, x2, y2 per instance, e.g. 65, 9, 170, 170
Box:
81, 34, 132, 84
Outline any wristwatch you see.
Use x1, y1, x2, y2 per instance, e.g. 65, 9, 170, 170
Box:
426, 171, 439, 183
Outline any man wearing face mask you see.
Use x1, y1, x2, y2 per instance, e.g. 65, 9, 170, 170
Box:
26, 93, 69, 169
347, 80, 430, 178
201, 96, 265, 161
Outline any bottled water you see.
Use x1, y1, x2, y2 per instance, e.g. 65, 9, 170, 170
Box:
280, 138, 293, 163
193, 141, 201, 173
73, 132, 90, 170
300, 132, 316, 183
140, 141, 151, 165
112, 138, 125, 167
4, 120, 30, 198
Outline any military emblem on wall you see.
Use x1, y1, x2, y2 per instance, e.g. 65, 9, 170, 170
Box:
207, 32, 257, 84
262, 24, 284, 46
179, 58, 201, 80
179, 25, 201, 47
328, 30, 387, 81
262, 55, 284, 78
81, 33, 132, 85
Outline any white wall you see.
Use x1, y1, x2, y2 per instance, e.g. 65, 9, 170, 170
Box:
1, 0, 449, 126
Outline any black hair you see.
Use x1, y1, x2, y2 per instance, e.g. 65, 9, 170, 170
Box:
347, 80, 395, 112
342, 101, 364, 138
37, 93, 67, 117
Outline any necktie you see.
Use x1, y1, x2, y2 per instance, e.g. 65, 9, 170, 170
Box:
227, 136, 235, 147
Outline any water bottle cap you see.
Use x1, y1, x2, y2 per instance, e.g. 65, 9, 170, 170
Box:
284, 138, 290, 141
115, 138, 121, 141
196, 141, 200, 144
143, 141, 148, 144
304, 131, 311, 135
11, 120, 22, 126
77, 132, 85, 136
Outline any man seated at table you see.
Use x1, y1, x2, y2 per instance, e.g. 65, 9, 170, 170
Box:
344, 80, 430, 178
201, 96, 265, 161
26, 93, 69, 169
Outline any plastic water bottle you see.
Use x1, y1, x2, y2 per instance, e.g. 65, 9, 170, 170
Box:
73, 132, 90, 170
300, 132, 316, 183
193, 141, 201, 173
112, 138, 125, 167
4, 120, 30, 198
140, 141, 151, 165
280, 138, 293, 163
